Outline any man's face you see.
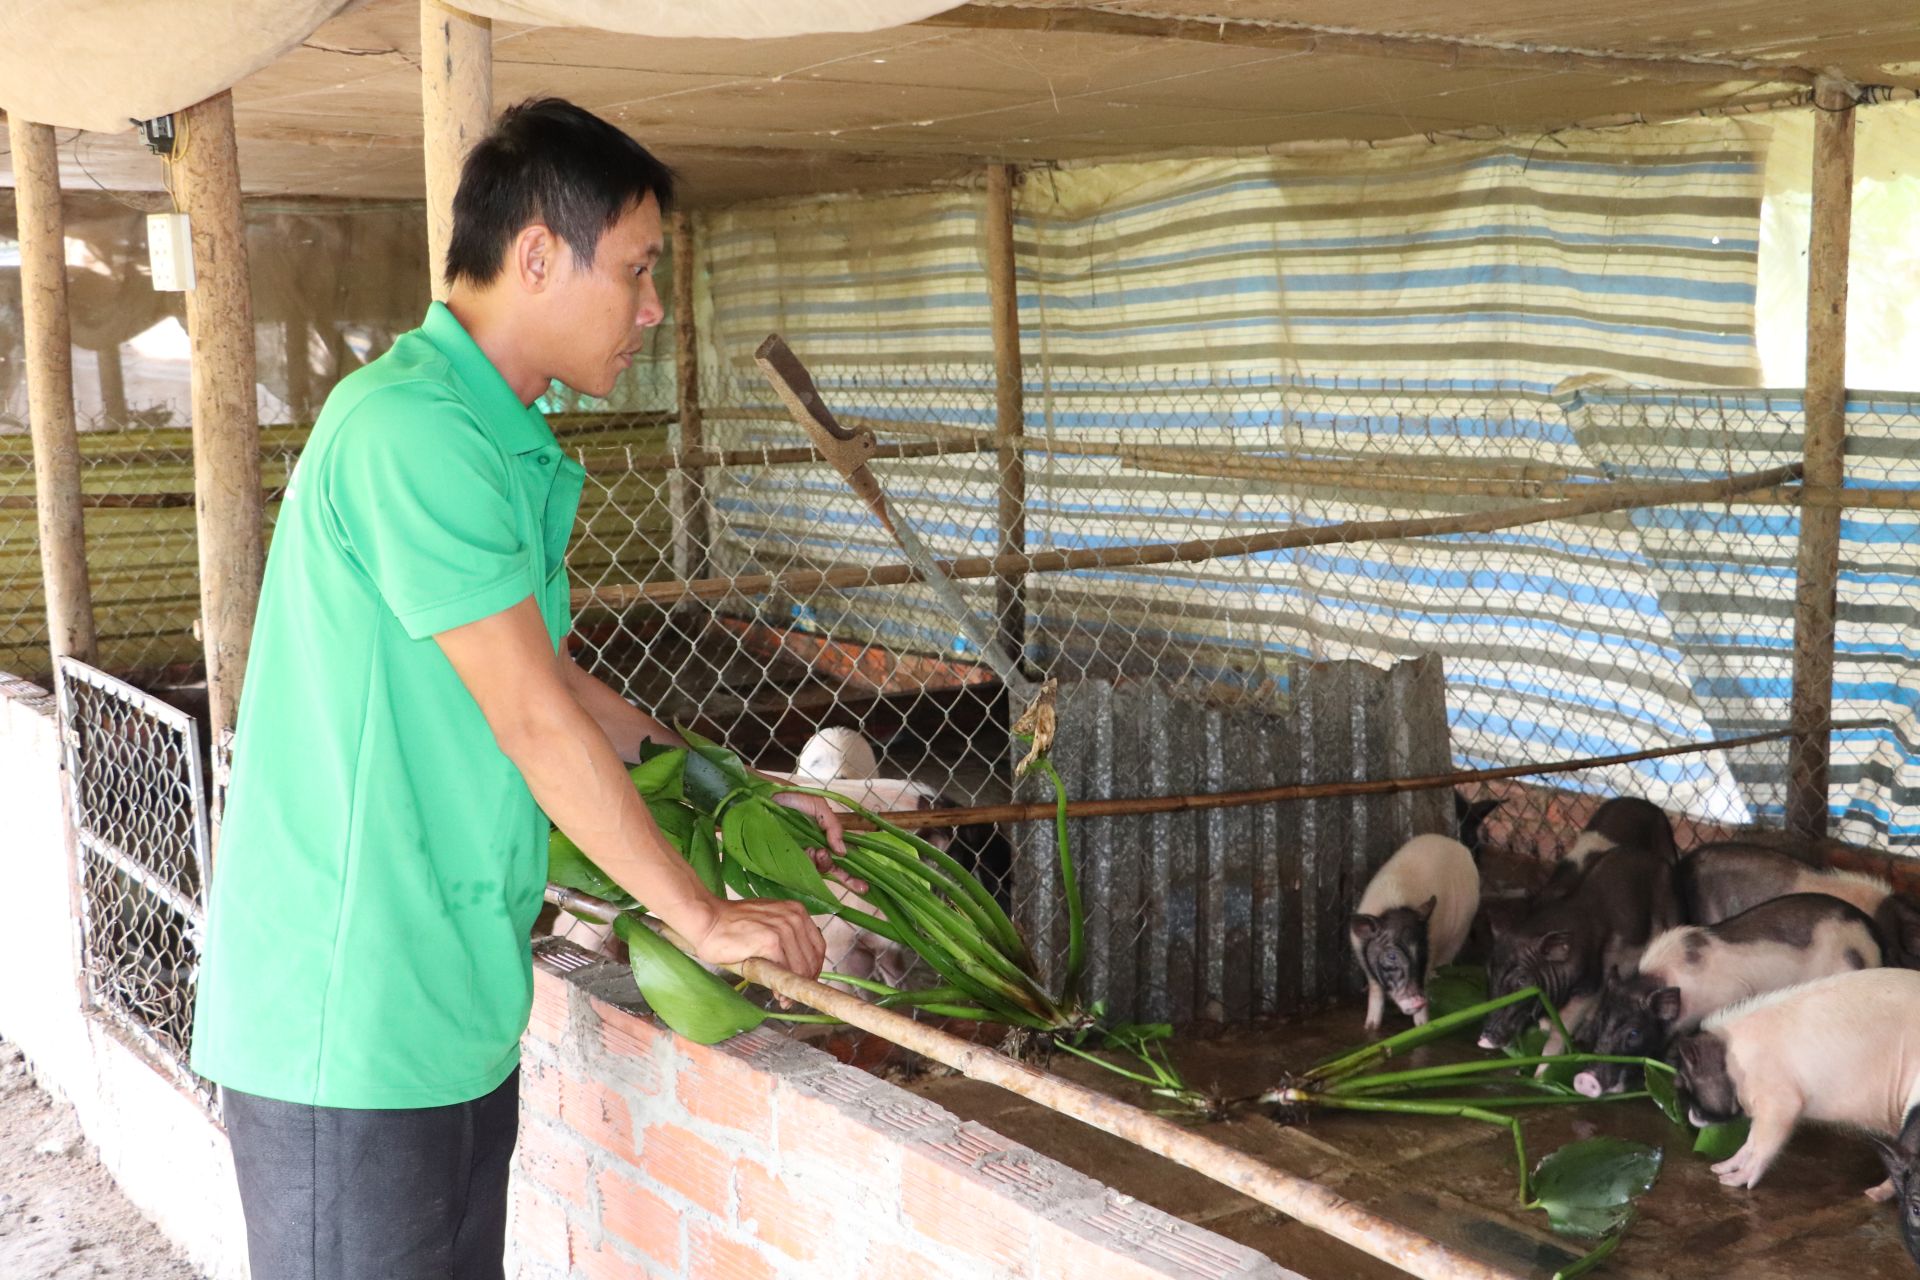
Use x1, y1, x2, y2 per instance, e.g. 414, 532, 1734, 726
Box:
545, 192, 665, 399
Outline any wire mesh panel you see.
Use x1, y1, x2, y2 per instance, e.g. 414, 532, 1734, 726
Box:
55, 656, 214, 1107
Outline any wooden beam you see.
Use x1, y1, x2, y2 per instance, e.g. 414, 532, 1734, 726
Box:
177, 91, 265, 738
15, 121, 99, 667
1785, 77, 1860, 840
924, 4, 1817, 87
420, 0, 492, 302
986, 163, 1026, 664
669, 210, 711, 584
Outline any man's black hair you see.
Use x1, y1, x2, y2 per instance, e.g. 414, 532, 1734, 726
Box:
444, 97, 676, 289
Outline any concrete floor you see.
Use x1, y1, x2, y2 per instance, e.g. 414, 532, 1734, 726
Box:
896, 1005, 1916, 1279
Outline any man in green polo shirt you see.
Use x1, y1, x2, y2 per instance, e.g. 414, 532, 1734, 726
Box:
190, 99, 839, 1280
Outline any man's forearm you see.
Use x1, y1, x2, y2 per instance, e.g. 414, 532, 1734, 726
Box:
564, 657, 683, 762
502, 686, 716, 940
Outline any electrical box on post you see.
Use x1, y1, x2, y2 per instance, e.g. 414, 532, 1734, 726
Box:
146, 212, 195, 291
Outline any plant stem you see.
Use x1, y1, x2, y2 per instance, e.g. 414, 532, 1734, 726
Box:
1332, 1054, 1665, 1094
1280, 1093, 1533, 1201
1035, 757, 1087, 1005
1552, 1223, 1627, 1280
1303, 985, 1550, 1086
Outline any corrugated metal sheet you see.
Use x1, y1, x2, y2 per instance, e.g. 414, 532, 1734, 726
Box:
1011, 655, 1452, 1025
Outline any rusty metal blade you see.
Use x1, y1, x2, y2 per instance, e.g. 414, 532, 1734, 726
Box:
753, 334, 1031, 697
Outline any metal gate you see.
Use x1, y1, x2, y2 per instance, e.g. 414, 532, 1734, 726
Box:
55, 657, 214, 1106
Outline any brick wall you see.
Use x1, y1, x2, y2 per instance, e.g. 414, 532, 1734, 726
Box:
513, 942, 1297, 1280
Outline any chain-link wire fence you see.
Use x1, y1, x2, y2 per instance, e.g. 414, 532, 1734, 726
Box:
55, 656, 216, 1109
554, 362, 1920, 1012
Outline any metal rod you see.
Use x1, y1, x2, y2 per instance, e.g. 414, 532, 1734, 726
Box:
540, 889, 1526, 1280
574, 461, 1801, 611
869, 727, 1796, 831
1785, 76, 1859, 840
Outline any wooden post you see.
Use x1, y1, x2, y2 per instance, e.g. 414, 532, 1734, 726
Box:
1785, 77, 1858, 840
986, 164, 1027, 666
177, 91, 265, 737
95, 343, 129, 426
15, 120, 99, 669
670, 210, 711, 584
420, 0, 492, 301
282, 319, 311, 424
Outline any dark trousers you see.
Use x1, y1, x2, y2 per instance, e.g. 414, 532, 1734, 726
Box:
221, 1069, 520, 1280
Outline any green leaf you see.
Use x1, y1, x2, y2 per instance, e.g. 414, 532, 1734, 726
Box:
1426, 965, 1489, 1021
1645, 1065, 1686, 1128
612, 913, 765, 1044
645, 798, 697, 851
1693, 1118, 1749, 1160
1529, 1138, 1663, 1241
628, 748, 686, 801
1504, 1023, 1551, 1061
737, 802, 830, 900
686, 821, 723, 897
547, 830, 635, 908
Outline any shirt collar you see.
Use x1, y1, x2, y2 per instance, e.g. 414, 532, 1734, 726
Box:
418, 301, 558, 456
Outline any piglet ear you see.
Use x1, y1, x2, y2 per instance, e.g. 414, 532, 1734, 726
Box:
1350, 914, 1380, 940
1416, 896, 1438, 921
1669, 1033, 1702, 1073
1869, 1131, 1912, 1180
1648, 986, 1684, 1023
1539, 930, 1574, 963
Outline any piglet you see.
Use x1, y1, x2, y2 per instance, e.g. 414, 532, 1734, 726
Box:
1868, 1107, 1920, 1269
1350, 834, 1480, 1032
1669, 967, 1920, 1193
1536, 795, 1678, 905
1680, 841, 1920, 968
1573, 893, 1882, 1096
1479, 842, 1679, 1052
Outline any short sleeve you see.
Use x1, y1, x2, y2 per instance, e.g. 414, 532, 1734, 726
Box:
324, 395, 536, 640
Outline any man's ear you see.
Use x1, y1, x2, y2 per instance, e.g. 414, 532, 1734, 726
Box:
515, 222, 559, 292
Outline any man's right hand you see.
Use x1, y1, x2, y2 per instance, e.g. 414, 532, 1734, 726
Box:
685, 896, 826, 979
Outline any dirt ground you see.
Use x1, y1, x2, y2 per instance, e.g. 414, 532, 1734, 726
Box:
891, 1005, 1917, 1280
0, 1039, 208, 1280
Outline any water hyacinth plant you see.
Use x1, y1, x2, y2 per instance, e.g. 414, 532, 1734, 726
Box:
547, 684, 1216, 1112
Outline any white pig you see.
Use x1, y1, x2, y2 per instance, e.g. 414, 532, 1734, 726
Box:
1669, 966, 1920, 1194
1350, 834, 1480, 1032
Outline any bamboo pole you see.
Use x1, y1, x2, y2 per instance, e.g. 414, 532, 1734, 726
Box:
14, 120, 99, 666
540, 897, 1525, 1280
986, 164, 1027, 663
872, 727, 1795, 831
420, 0, 491, 302
921, 3, 1816, 86
669, 210, 711, 584
573, 462, 1800, 611
1785, 77, 1859, 841
176, 91, 264, 738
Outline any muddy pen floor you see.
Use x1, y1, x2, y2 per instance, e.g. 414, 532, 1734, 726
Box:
846, 1003, 1909, 1280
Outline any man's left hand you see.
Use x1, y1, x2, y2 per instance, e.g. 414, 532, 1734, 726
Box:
769, 792, 856, 883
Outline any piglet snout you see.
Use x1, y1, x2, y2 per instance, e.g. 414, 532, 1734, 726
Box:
1476, 1034, 1500, 1051
1572, 1072, 1604, 1098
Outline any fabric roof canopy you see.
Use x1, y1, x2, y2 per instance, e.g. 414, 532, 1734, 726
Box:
2, 0, 1918, 206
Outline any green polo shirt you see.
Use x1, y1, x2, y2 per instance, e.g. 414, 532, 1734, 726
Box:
190, 302, 584, 1109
